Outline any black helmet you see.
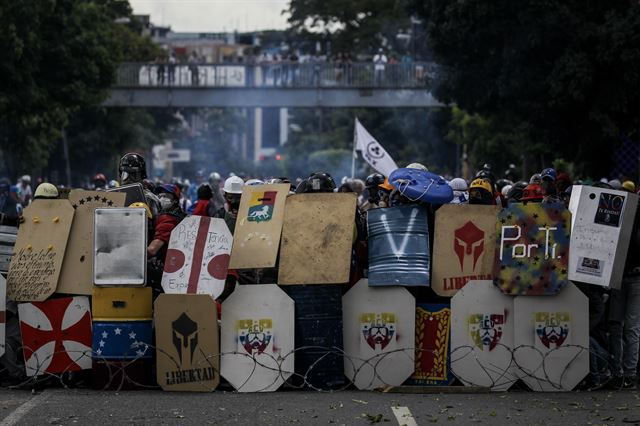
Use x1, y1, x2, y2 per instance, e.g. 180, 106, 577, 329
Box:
365, 173, 385, 189
507, 181, 528, 202
496, 178, 513, 193
119, 153, 147, 183
295, 172, 336, 194
197, 183, 213, 200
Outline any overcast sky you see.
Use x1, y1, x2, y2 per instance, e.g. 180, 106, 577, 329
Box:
129, 0, 290, 32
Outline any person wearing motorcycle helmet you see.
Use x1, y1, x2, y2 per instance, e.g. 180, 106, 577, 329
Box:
213, 176, 244, 233
468, 178, 495, 205
93, 173, 107, 190
118, 153, 147, 185
540, 168, 563, 204
448, 177, 469, 204
506, 181, 528, 204
364, 173, 386, 209
521, 183, 544, 203
295, 172, 336, 194
496, 178, 513, 194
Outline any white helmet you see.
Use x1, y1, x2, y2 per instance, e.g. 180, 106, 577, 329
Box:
20, 175, 31, 184
406, 163, 428, 171
448, 178, 468, 191
223, 176, 244, 194
501, 184, 513, 197
245, 179, 264, 186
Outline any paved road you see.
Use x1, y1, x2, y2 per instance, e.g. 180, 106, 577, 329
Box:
0, 388, 638, 425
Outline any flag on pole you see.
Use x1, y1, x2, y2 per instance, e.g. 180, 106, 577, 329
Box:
354, 118, 398, 176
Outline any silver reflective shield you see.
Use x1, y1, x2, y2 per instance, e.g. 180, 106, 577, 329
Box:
93, 208, 147, 286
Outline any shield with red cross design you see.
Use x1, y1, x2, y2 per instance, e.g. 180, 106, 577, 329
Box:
18, 296, 92, 376
161, 216, 233, 298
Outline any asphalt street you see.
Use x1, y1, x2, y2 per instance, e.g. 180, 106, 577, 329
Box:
0, 388, 638, 425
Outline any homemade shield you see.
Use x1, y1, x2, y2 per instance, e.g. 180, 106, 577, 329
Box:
568, 186, 638, 289
450, 280, 517, 391
278, 193, 357, 285
406, 304, 454, 386
342, 279, 415, 390
106, 183, 146, 206
283, 285, 345, 390
18, 296, 92, 376
432, 205, 500, 296
93, 208, 147, 286
513, 282, 589, 391
0, 226, 17, 274
229, 184, 290, 269
92, 320, 153, 359
367, 205, 430, 286
221, 284, 294, 392
92, 287, 152, 320
57, 190, 126, 295
155, 294, 219, 391
7, 200, 75, 301
493, 203, 571, 295
161, 216, 232, 297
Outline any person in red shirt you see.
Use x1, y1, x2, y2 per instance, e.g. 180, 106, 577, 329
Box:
148, 184, 186, 260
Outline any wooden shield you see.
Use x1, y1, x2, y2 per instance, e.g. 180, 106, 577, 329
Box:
229, 184, 290, 269
568, 186, 638, 289
450, 280, 517, 391
161, 217, 232, 298
493, 203, 571, 295
18, 296, 92, 376
278, 193, 356, 285
406, 304, 454, 386
155, 294, 219, 391
342, 278, 415, 390
8, 200, 75, 301
513, 282, 589, 391
57, 190, 126, 295
432, 205, 499, 297
221, 284, 294, 392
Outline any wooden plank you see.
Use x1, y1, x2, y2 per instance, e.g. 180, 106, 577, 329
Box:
278, 193, 356, 285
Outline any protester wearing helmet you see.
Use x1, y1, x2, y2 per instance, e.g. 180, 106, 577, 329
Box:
34, 183, 59, 200
16, 175, 32, 206
468, 178, 495, 205
521, 183, 544, 203
540, 168, 563, 204
214, 176, 244, 233
93, 173, 107, 190
118, 153, 161, 219
448, 178, 469, 204
506, 181, 528, 204
295, 172, 336, 194
362, 173, 386, 210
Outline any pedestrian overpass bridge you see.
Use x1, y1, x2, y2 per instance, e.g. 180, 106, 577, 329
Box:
105, 62, 444, 108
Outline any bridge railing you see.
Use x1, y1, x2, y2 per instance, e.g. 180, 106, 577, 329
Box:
116, 62, 436, 89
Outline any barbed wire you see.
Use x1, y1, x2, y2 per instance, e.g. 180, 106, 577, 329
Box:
0, 342, 605, 392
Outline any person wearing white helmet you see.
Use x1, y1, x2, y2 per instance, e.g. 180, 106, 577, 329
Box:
16, 175, 32, 206
245, 178, 264, 186
406, 162, 428, 171
213, 176, 244, 233
448, 178, 468, 204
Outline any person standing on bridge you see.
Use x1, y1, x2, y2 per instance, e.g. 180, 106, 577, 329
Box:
373, 48, 387, 86
189, 51, 199, 86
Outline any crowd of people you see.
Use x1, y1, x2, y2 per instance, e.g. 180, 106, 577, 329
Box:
1, 152, 639, 391
149, 48, 428, 87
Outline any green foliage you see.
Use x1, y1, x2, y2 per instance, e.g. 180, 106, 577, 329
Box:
0, 0, 159, 179
414, 0, 640, 178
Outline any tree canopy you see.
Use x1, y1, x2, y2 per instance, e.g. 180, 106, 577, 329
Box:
414, 0, 640, 178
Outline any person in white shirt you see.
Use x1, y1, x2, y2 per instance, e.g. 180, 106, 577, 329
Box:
373, 48, 387, 86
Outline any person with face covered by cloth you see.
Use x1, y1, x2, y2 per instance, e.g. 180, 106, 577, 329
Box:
468, 178, 496, 205
540, 168, 563, 204
147, 184, 186, 295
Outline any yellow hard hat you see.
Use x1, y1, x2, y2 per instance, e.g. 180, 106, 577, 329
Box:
623, 181, 636, 193
469, 178, 493, 194
129, 202, 152, 219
